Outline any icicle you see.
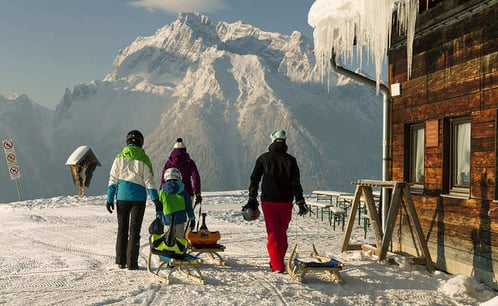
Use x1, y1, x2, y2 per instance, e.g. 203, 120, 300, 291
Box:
308, 0, 419, 90
405, 0, 419, 79
309, 0, 361, 84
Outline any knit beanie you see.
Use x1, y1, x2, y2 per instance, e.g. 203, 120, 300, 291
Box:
174, 138, 186, 149
270, 129, 286, 142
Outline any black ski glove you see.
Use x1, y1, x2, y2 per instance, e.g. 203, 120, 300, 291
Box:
153, 200, 163, 213
243, 198, 259, 211
296, 199, 309, 216
195, 193, 202, 205
106, 201, 114, 214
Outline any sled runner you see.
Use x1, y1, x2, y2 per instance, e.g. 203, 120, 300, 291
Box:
188, 212, 227, 266
190, 244, 226, 266
147, 250, 205, 285
287, 243, 344, 283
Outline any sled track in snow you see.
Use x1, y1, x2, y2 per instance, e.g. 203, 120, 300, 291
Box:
0, 275, 71, 290
236, 261, 290, 305
0, 272, 117, 291
257, 272, 289, 306
26, 236, 114, 260
0, 236, 118, 292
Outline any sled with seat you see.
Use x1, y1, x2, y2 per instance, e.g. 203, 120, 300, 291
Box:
287, 243, 344, 283
147, 215, 205, 285
147, 250, 204, 285
187, 211, 227, 266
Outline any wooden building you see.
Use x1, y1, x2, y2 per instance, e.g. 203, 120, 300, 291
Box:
387, 0, 498, 288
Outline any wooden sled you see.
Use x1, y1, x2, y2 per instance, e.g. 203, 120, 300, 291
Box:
187, 213, 226, 266
147, 250, 205, 285
190, 244, 227, 266
287, 243, 344, 283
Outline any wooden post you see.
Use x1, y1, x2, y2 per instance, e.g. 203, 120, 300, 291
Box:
341, 184, 363, 251
401, 185, 435, 272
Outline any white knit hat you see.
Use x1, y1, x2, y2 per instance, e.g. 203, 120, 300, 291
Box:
174, 138, 186, 149
270, 129, 286, 142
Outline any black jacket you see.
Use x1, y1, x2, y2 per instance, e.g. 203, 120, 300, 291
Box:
248, 141, 304, 203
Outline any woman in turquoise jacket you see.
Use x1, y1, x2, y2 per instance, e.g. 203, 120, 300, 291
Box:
106, 130, 161, 270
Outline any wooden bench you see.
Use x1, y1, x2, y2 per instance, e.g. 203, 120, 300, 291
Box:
338, 195, 359, 224
329, 206, 346, 231
312, 190, 352, 206
306, 201, 345, 231
339, 194, 379, 225
363, 215, 371, 239
306, 201, 333, 222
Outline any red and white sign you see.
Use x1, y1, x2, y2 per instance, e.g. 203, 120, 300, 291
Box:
6, 153, 16, 163
9, 165, 20, 180
9, 165, 19, 174
3, 139, 21, 180
3, 139, 13, 150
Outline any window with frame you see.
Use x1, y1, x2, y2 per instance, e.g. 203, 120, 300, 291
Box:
450, 117, 471, 193
409, 123, 425, 185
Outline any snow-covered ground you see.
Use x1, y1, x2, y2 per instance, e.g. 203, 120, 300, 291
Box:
0, 191, 496, 305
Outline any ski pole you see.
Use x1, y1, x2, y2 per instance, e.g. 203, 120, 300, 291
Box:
184, 220, 190, 237
186, 199, 200, 236
196, 202, 202, 232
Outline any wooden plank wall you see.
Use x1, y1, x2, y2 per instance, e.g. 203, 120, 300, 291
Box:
388, 1, 498, 287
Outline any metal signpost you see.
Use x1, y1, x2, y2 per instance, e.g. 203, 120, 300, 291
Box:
3, 139, 22, 201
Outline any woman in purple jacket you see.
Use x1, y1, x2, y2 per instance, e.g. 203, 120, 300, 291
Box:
160, 138, 202, 206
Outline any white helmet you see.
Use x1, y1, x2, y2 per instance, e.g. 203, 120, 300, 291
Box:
242, 206, 261, 221
164, 168, 182, 182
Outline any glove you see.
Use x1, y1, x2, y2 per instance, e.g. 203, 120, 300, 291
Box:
106, 201, 114, 214
153, 200, 163, 213
296, 199, 309, 216
189, 218, 196, 231
195, 193, 202, 205
242, 198, 259, 211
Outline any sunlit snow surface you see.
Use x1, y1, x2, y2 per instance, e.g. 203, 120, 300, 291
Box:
0, 192, 496, 305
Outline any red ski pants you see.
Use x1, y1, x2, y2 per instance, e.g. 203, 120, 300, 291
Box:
261, 201, 293, 271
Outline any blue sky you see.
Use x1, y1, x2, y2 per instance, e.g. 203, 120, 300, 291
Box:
0, 0, 315, 110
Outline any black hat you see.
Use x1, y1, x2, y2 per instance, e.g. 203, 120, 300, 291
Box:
126, 130, 144, 147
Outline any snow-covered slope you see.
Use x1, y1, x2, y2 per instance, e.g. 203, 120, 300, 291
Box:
0, 12, 382, 202
1, 193, 495, 305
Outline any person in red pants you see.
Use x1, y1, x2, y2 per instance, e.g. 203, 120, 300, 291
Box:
244, 129, 309, 273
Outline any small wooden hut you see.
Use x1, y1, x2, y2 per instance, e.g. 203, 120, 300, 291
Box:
65, 145, 101, 197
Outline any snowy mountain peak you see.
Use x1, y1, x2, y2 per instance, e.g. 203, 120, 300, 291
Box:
176, 12, 213, 28
4, 93, 32, 104
7, 92, 20, 100
1, 15, 383, 202
104, 12, 317, 85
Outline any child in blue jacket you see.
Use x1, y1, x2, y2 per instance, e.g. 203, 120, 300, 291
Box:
158, 168, 195, 238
